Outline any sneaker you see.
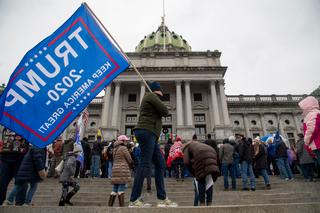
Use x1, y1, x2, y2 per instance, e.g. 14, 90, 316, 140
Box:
157, 198, 178, 207
250, 188, 256, 191
2, 200, 13, 206
242, 188, 249, 191
289, 178, 294, 181
128, 199, 152, 207
265, 184, 271, 190
285, 178, 289, 181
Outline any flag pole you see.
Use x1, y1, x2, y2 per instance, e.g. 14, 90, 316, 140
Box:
83, 2, 152, 93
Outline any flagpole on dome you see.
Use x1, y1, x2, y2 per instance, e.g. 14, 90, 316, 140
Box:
82, 2, 152, 93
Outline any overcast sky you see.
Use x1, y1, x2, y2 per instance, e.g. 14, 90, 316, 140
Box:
0, 0, 319, 95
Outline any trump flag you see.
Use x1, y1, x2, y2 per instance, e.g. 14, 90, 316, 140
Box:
0, 4, 129, 148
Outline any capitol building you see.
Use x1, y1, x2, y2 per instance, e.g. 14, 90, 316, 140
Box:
0, 22, 306, 146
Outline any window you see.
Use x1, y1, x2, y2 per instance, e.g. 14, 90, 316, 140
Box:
193, 93, 202, 102
162, 115, 172, 123
268, 120, 274, 125
251, 120, 257, 125
90, 122, 96, 127
125, 126, 134, 136
162, 93, 170, 102
128, 94, 137, 102
234, 120, 240, 126
126, 115, 137, 123
195, 125, 206, 136
285, 119, 290, 125
253, 133, 260, 138
194, 114, 205, 122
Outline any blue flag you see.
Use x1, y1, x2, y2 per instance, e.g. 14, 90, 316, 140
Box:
0, 4, 129, 148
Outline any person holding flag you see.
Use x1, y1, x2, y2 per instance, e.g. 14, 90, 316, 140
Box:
129, 81, 177, 207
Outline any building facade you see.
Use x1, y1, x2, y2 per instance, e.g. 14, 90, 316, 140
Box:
62, 23, 305, 146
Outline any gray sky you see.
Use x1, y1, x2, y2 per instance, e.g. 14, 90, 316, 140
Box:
0, 0, 319, 95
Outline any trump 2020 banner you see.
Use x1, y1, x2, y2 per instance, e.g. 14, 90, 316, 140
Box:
0, 4, 129, 148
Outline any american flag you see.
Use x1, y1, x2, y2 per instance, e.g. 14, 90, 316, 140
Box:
82, 108, 89, 126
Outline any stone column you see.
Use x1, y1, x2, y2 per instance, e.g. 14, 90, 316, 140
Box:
293, 112, 302, 133
243, 113, 250, 137
210, 80, 221, 127
111, 81, 121, 128
277, 113, 285, 136
184, 81, 193, 126
140, 82, 146, 103
101, 85, 111, 127
259, 113, 267, 135
176, 81, 184, 126
218, 80, 230, 125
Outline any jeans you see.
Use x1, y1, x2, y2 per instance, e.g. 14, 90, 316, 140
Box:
276, 157, 293, 179
257, 169, 270, 185
8, 182, 38, 204
196, 177, 213, 205
173, 158, 184, 180
300, 163, 315, 179
112, 184, 126, 193
130, 129, 166, 201
221, 162, 236, 189
313, 149, 320, 166
241, 161, 256, 189
107, 160, 113, 178
233, 153, 241, 178
90, 155, 101, 177
0, 159, 25, 205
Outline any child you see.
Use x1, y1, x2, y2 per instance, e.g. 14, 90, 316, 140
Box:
108, 135, 133, 207
58, 143, 82, 206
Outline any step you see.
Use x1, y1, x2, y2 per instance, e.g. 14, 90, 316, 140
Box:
1, 202, 320, 213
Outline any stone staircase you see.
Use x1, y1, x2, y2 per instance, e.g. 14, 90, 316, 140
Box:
1, 176, 320, 212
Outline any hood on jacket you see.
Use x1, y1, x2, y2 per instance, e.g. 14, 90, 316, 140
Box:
182, 141, 193, 152
114, 140, 126, 148
299, 96, 319, 115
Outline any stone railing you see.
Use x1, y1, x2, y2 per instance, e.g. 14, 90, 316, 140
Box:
227, 94, 308, 103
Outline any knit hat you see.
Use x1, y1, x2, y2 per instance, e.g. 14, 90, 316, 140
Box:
73, 144, 82, 154
117, 135, 130, 141
149, 81, 162, 92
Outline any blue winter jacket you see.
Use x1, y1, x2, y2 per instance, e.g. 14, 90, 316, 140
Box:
15, 146, 46, 184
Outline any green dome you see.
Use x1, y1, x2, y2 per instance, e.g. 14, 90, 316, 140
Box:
135, 23, 191, 52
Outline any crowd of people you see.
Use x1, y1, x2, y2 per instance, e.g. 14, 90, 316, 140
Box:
0, 82, 319, 207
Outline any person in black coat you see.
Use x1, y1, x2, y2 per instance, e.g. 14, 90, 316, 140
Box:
253, 138, 271, 189
3, 146, 46, 205
238, 136, 256, 191
0, 133, 29, 205
80, 137, 91, 178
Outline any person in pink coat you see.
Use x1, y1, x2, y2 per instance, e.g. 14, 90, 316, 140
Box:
298, 96, 320, 164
